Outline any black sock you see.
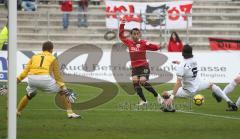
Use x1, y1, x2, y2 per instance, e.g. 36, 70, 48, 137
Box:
142, 82, 158, 97
133, 83, 146, 102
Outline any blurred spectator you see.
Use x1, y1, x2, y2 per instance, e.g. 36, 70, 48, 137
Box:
167, 31, 183, 52
0, 23, 8, 51
91, 0, 100, 5
4, 0, 22, 10
22, 0, 36, 11
0, 0, 4, 3
60, 0, 73, 29
77, 0, 88, 27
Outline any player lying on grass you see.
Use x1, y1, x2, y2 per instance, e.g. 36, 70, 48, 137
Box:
222, 74, 240, 111
17, 41, 81, 118
119, 18, 163, 106
161, 44, 238, 112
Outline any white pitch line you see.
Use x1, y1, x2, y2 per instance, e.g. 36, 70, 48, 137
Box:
1, 107, 239, 120
177, 110, 240, 120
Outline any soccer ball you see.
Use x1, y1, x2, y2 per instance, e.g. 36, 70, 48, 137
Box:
193, 94, 204, 106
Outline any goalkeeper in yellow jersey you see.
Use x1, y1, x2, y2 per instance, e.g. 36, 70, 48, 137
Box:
17, 41, 80, 118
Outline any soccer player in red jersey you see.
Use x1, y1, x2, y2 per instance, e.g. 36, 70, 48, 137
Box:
119, 19, 163, 105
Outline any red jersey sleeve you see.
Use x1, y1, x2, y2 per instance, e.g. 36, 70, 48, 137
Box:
144, 41, 160, 51
119, 23, 130, 45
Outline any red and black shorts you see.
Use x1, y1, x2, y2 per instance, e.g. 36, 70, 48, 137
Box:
131, 65, 150, 80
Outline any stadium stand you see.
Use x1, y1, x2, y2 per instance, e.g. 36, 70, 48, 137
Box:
0, 0, 239, 50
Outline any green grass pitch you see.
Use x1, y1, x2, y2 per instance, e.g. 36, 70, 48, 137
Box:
0, 83, 240, 139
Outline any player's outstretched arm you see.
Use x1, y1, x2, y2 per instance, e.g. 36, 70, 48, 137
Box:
17, 59, 32, 82
172, 78, 181, 96
52, 59, 65, 87
145, 41, 161, 51
118, 19, 129, 45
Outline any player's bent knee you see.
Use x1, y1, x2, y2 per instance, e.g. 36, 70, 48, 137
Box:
162, 91, 168, 95
58, 90, 65, 95
162, 91, 170, 99
208, 83, 214, 89
26, 92, 37, 100
139, 78, 146, 85
132, 79, 139, 84
139, 81, 146, 86
234, 77, 240, 84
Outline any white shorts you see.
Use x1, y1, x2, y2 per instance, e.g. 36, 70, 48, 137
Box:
26, 75, 60, 96
168, 79, 211, 98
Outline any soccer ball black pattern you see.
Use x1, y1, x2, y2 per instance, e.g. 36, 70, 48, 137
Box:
193, 94, 204, 106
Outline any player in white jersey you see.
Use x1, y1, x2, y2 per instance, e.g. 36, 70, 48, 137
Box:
222, 74, 240, 111
162, 45, 238, 112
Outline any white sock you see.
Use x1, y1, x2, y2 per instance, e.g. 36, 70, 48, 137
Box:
236, 96, 240, 106
212, 84, 232, 102
223, 81, 237, 95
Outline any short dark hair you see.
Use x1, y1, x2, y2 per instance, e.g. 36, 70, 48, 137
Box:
182, 44, 193, 59
42, 41, 53, 51
130, 28, 140, 34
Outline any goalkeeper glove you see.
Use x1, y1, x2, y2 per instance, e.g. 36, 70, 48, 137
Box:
64, 89, 77, 103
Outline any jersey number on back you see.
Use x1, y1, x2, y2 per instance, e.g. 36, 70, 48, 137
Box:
192, 67, 198, 78
39, 56, 45, 67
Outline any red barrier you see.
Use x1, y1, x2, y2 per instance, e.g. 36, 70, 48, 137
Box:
209, 37, 240, 50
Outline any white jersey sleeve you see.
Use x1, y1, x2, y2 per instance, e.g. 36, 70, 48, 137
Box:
176, 63, 184, 79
